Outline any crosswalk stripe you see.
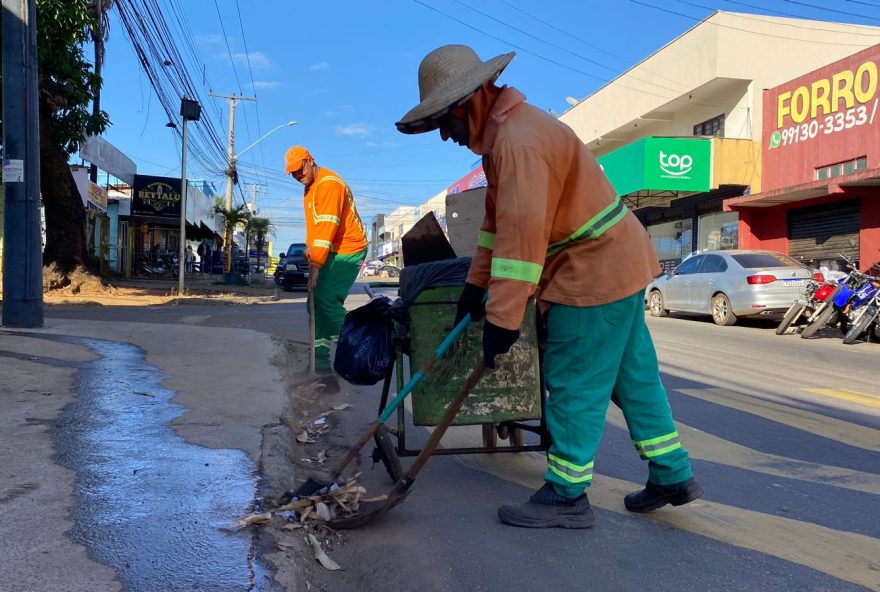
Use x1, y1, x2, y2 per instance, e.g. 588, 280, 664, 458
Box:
803, 388, 880, 409
604, 406, 880, 496
676, 388, 880, 452
437, 425, 880, 591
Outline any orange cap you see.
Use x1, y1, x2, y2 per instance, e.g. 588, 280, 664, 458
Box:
284, 146, 312, 174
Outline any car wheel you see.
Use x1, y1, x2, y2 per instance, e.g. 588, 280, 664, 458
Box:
711, 293, 737, 326
648, 290, 668, 317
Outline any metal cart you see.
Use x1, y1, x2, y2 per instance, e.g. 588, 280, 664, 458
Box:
370, 284, 549, 482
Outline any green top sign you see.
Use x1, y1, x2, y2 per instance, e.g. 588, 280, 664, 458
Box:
598, 137, 712, 196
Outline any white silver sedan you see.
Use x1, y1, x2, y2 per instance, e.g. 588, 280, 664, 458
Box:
646, 250, 820, 326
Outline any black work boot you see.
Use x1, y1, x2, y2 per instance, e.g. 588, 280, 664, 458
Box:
624, 477, 704, 513
498, 483, 596, 529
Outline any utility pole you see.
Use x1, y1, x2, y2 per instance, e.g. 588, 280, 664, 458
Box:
209, 92, 255, 275
245, 182, 266, 214
2, 0, 44, 327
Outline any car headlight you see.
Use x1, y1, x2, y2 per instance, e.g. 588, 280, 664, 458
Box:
285, 263, 297, 271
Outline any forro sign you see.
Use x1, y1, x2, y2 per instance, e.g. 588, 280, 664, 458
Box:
777, 60, 877, 128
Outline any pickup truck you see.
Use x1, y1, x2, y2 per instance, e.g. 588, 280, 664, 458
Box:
275, 243, 310, 291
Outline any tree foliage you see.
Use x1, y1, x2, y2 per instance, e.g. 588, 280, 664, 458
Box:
34, 0, 111, 274
36, 0, 110, 153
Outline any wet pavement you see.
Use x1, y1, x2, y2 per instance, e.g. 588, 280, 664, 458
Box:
51, 335, 270, 591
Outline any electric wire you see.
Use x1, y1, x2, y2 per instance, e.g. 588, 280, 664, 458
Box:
629, 0, 880, 43
783, 0, 880, 22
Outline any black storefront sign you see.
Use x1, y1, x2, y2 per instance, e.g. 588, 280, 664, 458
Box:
132, 174, 182, 220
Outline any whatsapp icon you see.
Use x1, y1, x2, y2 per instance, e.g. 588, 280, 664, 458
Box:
770, 131, 781, 149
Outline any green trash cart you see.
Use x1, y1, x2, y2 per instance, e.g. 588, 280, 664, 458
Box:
370, 284, 549, 483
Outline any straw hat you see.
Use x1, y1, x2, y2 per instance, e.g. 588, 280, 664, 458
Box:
396, 45, 515, 134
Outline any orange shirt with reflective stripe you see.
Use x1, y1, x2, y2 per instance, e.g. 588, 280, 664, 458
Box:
466, 102, 660, 330
304, 166, 367, 268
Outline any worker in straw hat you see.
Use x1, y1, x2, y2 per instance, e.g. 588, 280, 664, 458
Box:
397, 45, 702, 528
284, 146, 368, 390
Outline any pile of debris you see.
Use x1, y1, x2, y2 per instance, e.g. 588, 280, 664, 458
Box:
230, 474, 386, 528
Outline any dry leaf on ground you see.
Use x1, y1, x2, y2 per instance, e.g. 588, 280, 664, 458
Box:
308, 534, 341, 571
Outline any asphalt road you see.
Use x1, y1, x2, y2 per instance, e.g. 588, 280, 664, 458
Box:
46, 282, 880, 591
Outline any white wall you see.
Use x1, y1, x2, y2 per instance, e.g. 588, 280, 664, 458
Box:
561, 12, 880, 150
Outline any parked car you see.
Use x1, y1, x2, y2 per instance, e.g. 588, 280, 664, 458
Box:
646, 250, 821, 326
363, 261, 400, 278
276, 243, 310, 291
375, 264, 400, 278
362, 260, 384, 277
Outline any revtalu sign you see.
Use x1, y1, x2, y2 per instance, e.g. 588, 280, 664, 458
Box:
770, 53, 878, 150
131, 174, 182, 220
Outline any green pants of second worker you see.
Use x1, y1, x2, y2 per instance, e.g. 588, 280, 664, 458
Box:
543, 290, 693, 498
308, 250, 366, 371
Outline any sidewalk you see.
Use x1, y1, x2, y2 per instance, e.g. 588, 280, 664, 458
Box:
0, 315, 301, 591
40, 274, 283, 307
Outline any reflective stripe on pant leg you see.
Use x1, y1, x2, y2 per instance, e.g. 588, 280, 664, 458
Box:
543, 303, 628, 498
611, 291, 693, 485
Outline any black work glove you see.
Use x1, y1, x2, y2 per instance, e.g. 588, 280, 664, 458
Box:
454, 283, 487, 326
483, 321, 520, 369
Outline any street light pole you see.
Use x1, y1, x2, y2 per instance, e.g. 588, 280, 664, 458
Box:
177, 97, 201, 296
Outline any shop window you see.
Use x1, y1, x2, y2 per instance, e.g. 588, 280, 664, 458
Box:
693, 114, 725, 137
648, 219, 693, 272
698, 211, 739, 251
816, 157, 867, 180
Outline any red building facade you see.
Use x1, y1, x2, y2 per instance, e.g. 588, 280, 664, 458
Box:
726, 44, 880, 272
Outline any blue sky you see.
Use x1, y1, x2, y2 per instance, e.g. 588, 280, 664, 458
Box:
93, 0, 880, 250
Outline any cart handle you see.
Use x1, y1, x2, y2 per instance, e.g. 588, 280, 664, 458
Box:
377, 293, 487, 424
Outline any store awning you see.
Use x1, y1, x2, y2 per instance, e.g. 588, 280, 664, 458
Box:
726, 167, 880, 209
598, 136, 713, 198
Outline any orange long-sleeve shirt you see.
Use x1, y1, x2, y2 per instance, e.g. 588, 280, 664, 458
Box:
466, 102, 660, 330
304, 166, 367, 268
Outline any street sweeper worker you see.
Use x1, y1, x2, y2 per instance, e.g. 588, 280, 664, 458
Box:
396, 44, 703, 529
285, 146, 368, 390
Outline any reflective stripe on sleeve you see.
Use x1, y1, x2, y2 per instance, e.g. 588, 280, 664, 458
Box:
315, 214, 340, 224
547, 453, 594, 484
313, 239, 333, 250
478, 230, 496, 250
490, 258, 543, 284
633, 431, 682, 459
547, 196, 628, 256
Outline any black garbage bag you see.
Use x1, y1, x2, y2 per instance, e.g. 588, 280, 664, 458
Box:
334, 295, 396, 386
399, 257, 472, 305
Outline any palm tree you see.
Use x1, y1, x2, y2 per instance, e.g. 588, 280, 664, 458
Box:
248, 217, 275, 277
213, 199, 251, 277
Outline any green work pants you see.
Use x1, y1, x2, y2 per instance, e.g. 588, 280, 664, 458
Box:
309, 249, 366, 371
543, 290, 693, 498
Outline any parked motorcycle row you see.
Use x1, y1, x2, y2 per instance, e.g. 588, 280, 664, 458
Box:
776, 255, 880, 345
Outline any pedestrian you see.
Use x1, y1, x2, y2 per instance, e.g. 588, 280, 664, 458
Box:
284, 146, 368, 392
396, 45, 702, 528
184, 245, 194, 273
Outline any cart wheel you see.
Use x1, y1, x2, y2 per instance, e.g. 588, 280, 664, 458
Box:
481, 424, 498, 449
496, 423, 510, 440
372, 426, 404, 483
508, 427, 524, 448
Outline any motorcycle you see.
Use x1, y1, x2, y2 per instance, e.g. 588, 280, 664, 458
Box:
775, 276, 838, 335
801, 259, 878, 339
842, 275, 880, 344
